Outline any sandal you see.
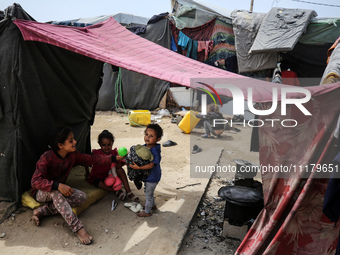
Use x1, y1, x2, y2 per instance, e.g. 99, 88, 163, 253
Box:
116, 189, 126, 201
127, 192, 140, 203
201, 134, 214, 139
192, 145, 202, 154
162, 140, 177, 147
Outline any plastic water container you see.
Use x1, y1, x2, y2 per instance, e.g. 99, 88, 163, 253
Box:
178, 110, 200, 134
128, 110, 151, 126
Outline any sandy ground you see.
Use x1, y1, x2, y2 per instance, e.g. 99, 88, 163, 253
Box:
0, 111, 259, 255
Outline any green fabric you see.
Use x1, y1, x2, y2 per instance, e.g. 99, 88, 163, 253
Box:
135, 144, 153, 161
299, 18, 340, 45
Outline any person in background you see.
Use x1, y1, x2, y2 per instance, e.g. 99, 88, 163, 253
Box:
196, 103, 225, 139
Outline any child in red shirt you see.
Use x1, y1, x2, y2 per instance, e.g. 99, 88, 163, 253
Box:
86, 130, 139, 202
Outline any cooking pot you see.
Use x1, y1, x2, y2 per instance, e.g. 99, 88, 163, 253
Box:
218, 185, 263, 226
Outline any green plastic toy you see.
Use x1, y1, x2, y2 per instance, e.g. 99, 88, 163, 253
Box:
118, 147, 128, 157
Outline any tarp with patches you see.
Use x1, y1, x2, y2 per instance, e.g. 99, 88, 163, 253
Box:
13, 17, 340, 102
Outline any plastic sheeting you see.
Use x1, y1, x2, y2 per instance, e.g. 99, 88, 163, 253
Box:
250, 7, 317, 54
299, 18, 340, 45
236, 92, 340, 254
0, 4, 103, 223
172, 0, 231, 29
52, 13, 149, 27
320, 41, 340, 85
231, 10, 277, 73
280, 42, 331, 86
13, 16, 340, 103
96, 17, 171, 110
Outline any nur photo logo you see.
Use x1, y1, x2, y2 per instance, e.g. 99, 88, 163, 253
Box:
197, 83, 312, 128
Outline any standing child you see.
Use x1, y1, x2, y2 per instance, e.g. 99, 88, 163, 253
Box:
31, 127, 118, 245
129, 124, 163, 217
86, 130, 139, 202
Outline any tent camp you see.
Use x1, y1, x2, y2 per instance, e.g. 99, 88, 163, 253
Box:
3, 3, 340, 254
171, 0, 340, 89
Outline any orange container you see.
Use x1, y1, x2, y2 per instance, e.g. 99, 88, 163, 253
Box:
178, 111, 200, 134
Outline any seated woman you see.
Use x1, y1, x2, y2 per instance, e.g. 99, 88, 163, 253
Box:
196, 104, 225, 138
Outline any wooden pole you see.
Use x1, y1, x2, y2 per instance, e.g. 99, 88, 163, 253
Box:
250, 0, 254, 12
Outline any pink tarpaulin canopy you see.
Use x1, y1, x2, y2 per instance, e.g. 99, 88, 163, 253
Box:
13, 17, 340, 103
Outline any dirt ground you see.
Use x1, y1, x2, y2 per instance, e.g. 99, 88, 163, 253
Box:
0, 111, 259, 255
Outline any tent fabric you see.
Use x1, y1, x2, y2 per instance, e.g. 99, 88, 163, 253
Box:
171, 0, 232, 29
205, 18, 237, 70
0, 5, 103, 223
171, 17, 216, 41
13, 17, 340, 103
280, 42, 332, 86
250, 7, 317, 54
95, 63, 117, 111
236, 90, 340, 254
231, 10, 277, 73
111, 18, 172, 110
52, 13, 149, 28
96, 17, 172, 111
320, 39, 340, 85
13, 17, 241, 92
299, 18, 340, 45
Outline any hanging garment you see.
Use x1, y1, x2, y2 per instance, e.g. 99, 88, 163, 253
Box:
281, 70, 300, 86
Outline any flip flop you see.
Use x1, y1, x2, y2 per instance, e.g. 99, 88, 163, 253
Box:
192, 145, 202, 154
112, 176, 123, 191
201, 134, 214, 139
116, 189, 126, 200
127, 192, 140, 203
162, 140, 177, 147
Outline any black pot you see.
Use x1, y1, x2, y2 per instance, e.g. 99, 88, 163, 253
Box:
218, 185, 264, 226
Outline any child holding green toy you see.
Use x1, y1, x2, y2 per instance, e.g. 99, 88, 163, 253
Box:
129, 124, 163, 217
86, 130, 139, 202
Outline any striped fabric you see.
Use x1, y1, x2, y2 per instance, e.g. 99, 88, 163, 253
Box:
206, 18, 236, 68
13, 17, 340, 102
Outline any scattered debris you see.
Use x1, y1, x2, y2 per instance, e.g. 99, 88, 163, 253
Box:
176, 183, 201, 190
0, 232, 6, 238
179, 175, 241, 254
